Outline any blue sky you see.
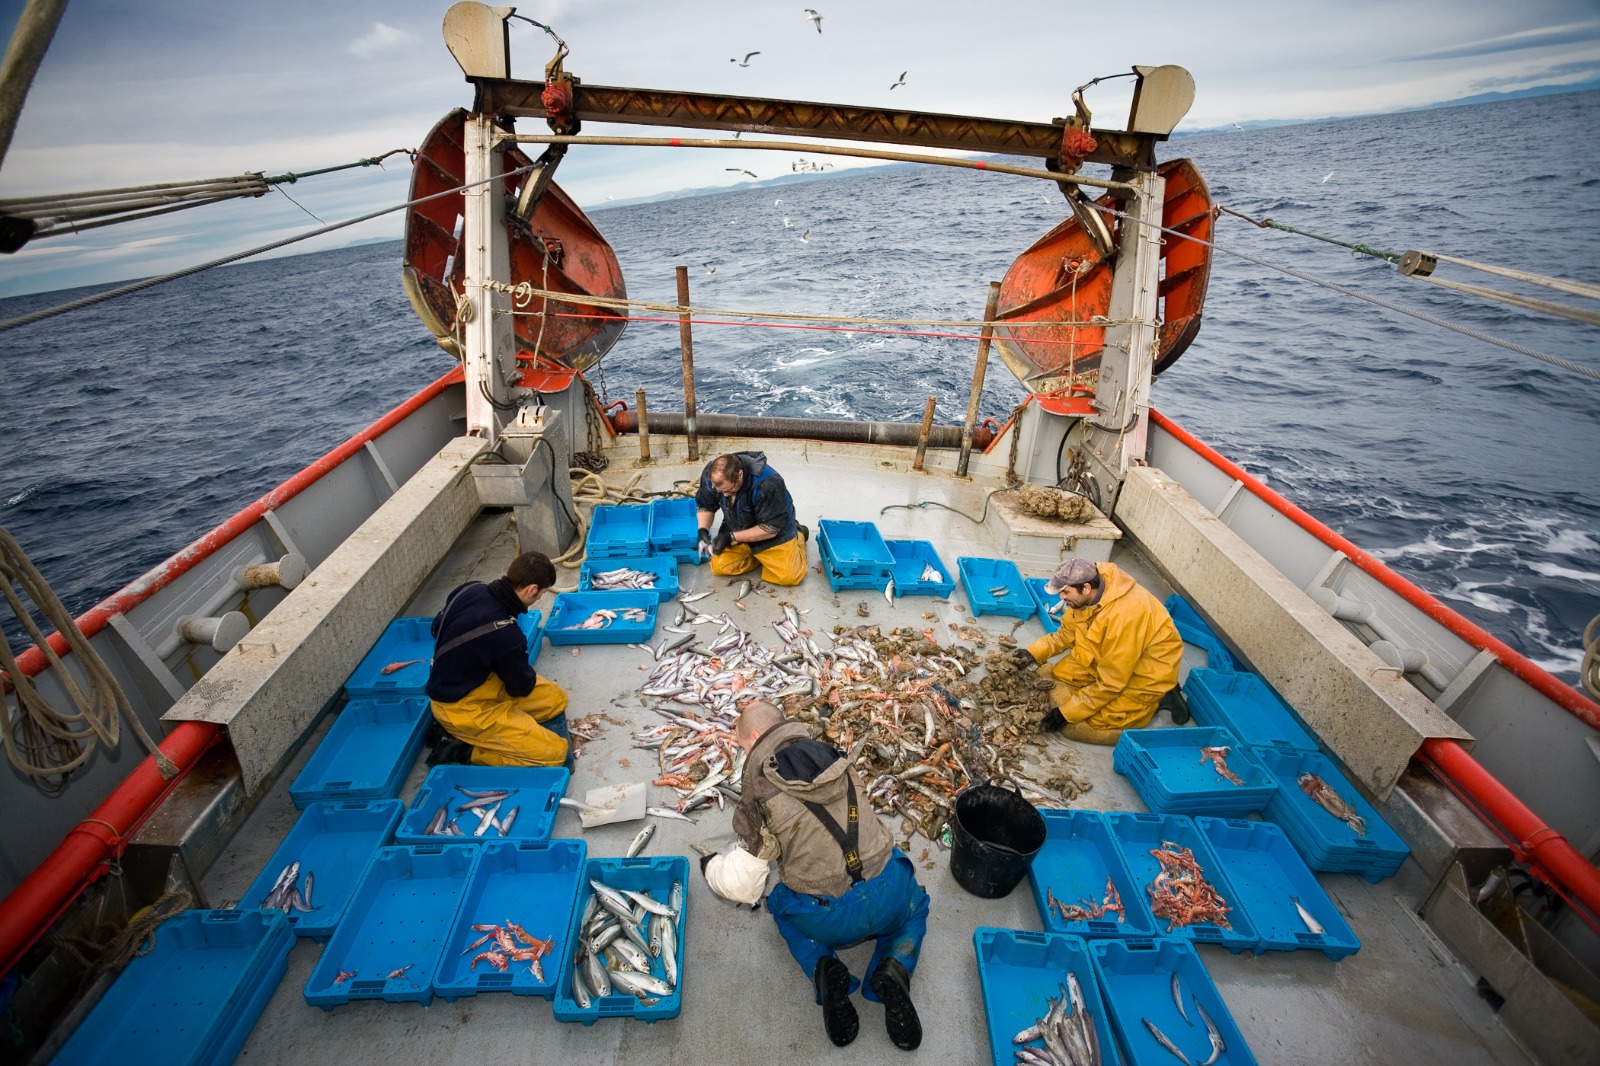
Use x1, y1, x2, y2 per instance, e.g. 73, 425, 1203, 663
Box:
1, 0, 1597, 296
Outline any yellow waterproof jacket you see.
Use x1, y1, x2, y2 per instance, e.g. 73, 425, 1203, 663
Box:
1024, 562, 1182, 730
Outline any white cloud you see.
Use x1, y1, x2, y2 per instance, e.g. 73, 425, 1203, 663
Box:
348, 21, 414, 59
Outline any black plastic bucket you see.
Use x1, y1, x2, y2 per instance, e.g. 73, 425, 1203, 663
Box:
949, 783, 1047, 899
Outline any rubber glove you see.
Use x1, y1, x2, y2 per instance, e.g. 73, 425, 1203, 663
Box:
711, 526, 734, 555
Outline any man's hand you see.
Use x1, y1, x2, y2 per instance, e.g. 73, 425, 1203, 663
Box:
711, 526, 734, 555
697, 527, 712, 558
1010, 646, 1037, 668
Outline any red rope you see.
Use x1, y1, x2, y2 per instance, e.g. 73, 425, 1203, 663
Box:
544, 311, 1104, 348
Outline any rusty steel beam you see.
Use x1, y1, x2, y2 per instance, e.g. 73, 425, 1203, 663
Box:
478, 80, 1156, 169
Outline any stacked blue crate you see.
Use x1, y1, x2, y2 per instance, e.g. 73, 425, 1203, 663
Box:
957, 557, 1033, 618
394, 765, 569, 844
884, 538, 957, 597
1195, 817, 1360, 959
586, 503, 652, 559
1027, 809, 1157, 940
1184, 668, 1317, 753
1103, 812, 1259, 953
973, 927, 1123, 1066
649, 496, 704, 565
1252, 747, 1409, 881
1090, 938, 1259, 1065
288, 696, 431, 808
817, 519, 895, 592
578, 555, 681, 602
1163, 594, 1238, 673
1112, 726, 1278, 816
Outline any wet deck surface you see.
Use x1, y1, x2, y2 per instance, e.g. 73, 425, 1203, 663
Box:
202, 446, 1533, 1065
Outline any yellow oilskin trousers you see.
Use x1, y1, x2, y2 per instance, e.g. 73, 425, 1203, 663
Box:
709, 534, 808, 586
429, 673, 569, 767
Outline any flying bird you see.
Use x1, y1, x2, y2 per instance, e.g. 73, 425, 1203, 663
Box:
704, 263, 717, 275
800, 229, 811, 243
726, 168, 758, 178
889, 71, 907, 90
1321, 172, 1335, 183
773, 198, 783, 206
1231, 123, 1244, 131
804, 9, 823, 33
783, 217, 793, 228
731, 51, 761, 67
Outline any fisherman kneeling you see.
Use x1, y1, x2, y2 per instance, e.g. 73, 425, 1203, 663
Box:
425, 551, 571, 767
702, 700, 928, 1051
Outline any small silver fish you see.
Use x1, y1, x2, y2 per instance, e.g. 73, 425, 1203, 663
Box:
647, 806, 697, 822
1172, 971, 1189, 1024
569, 958, 593, 1009
1195, 997, 1226, 1066
496, 806, 519, 835
735, 579, 752, 601
609, 967, 673, 997
884, 579, 895, 604
626, 823, 656, 858
660, 915, 679, 986
680, 590, 714, 603
424, 803, 451, 835
1292, 897, 1325, 935
621, 887, 677, 917
1143, 1018, 1194, 1064
988, 585, 1011, 597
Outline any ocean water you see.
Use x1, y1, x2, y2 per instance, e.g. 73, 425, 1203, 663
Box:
1, 91, 1597, 683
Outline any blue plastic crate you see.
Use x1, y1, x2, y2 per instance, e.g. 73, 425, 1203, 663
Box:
958, 557, 1033, 618
1195, 817, 1360, 960
1184, 668, 1317, 753
648, 496, 699, 551
238, 799, 402, 940
579, 555, 681, 603
545, 590, 658, 645
1028, 810, 1157, 940
304, 844, 480, 1008
344, 613, 543, 698
1026, 577, 1065, 632
1089, 938, 1259, 1066
55, 909, 293, 1066
434, 840, 587, 1001
553, 855, 688, 1024
973, 927, 1123, 1066
586, 503, 653, 559
816, 519, 894, 572
1104, 812, 1259, 953
1113, 727, 1277, 816
883, 539, 957, 597
1253, 747, 1409, 880
289, 696, 430, 809
1164, 594, 1237, 673
394, 764, 569, 845
821, 560, 894, 593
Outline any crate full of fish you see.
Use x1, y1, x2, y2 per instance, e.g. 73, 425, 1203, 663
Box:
1251, 746, 1409, 880
973, 926, 1123, 1066
343, 612, 543, 698
578, 555, 681, 602
545, 590, 658, 645
586, 503, 653, 559
304, 843, 480, 1008
237, 798, 403, 940
1104, 812, 1259, 954
433, 839, 587, 1001
957, 556, 1034, 618
1195, 817, 1360, 960
553, 855, 688, 1024
1184, 668, 1317, 753
648, 496, 700, 553
1112, 726, 1277, 816
1163, 595, 1238, 674
288, 695, 431, 808
1089, 937, 1258, 1066
394, 764, 569, 845
884, 538, 957, 597
54, 909, 293, 1066
1028, 809, 1157, 940
1027, 576, 1065, 632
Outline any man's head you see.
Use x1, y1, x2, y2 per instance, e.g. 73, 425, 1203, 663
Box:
505, 551, 556, 607
708, 454, 744, 499
734, 700, 784, 751
1045, 557, 1102, 609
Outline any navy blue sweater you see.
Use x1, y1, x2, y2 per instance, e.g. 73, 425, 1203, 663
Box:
694, 451, 798, 546
424, 578, 537, 702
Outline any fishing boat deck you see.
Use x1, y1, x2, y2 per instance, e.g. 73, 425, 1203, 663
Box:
199, 442, 1533, 1066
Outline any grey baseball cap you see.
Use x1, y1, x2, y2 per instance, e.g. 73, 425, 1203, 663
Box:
1044, 557, 1100, 593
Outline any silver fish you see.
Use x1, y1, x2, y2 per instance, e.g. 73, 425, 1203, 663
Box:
1172, 971, 1189, 1024
496, 806, 519, 835
608, 967, 673, 997
589, 924, 622, 952
626, 824, 656, 858
424, 803, 450, 836
473, 803, 502, 836
1143, 1018, 1194, 1065
621, 887, 677, 917
648, 911, 666, 957
583, 949, 612, 997
654, 632, 695, 659
302, 871, 315, 910
660, 915, 679, 986
610, 938, 652, 973
884, 579, 895, 604
735, 579, 752, 601
590, 879, 638, 917
1292, 897, 1325, 935
1195, 997, 1226, 1066
647, 806, 697, 822
1012, 1023, 1042, 1044
669, 879, 684, 916
263, 861, 300, 909
569, 958, 593, 1009
680, 590, 714, 603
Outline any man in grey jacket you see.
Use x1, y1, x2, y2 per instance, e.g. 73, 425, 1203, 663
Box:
703, 701, 928, 1050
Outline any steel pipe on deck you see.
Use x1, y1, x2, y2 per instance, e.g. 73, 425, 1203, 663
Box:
609, 410, 995, 451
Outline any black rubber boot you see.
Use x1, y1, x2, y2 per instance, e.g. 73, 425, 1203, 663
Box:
1159, 686, 1191, 725
797, 523, 810, 544
814, 956, 858, 1047
1038, 707, 1067, 733
870, 958, 922, 1051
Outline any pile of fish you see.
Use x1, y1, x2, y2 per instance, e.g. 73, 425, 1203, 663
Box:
1043, 875, 1125, 925
260, 860, 316, 913
587, 566, 661, 591
1012, 972, 1102, 1066
421, 786, 521, 837
461, 919, 556, 978
1141, 974, 1227, 1066
567, 876, 683, 1008
1146, 842, 1232, 932
1297, 771, 1367, 835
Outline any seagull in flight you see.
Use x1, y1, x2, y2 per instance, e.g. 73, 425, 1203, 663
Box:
773, 198, 783, 206
703, 263, 717, 275
726, 168, 758, 178
800, 229, 811, 243
804, 9, 823, 33
1321, 172, 1335, 183
731, 51, 761, 67
783, 217, 793, 228
889, 71, 907, 90
1231, 123, 1244, 131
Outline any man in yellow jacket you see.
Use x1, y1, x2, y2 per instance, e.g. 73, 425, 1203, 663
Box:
1011, 557, 1183, 744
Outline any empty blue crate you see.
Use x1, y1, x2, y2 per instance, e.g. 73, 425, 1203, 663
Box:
579, 555, 680, 602
818, 519, 894, 591
1253, 746, 1409, 881
289, 695, 430, 809
1090, 938, 1259, 1066
1104, 811, 1259, 953
1026, 577, 1064, 632
434, 840, 587, 1001
345, 612, 543, 699
885, 539, 956, 597
586, 503, 652, 559
1164, 594, 1237, 673
974, 927, 1123, 1066
395, 764, 569, 845
649, 497, 699, 553
1113, 726, 1277, 816
238, 798, 403, 940
55, 909, 294, 1066
304, 844, 480, 1008
958, 557, 1033, 618
1196, 817, 1360, 960
553, 856, 689, 1024
545, 590, 658, 645
1185, 668, 1316, 753
1028, 809, 1156, 939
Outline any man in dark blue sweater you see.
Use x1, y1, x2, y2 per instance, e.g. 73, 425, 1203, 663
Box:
695, 451, 809, 586
425, 552, 569, 766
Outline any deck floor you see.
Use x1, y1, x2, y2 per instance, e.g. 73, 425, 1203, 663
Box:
201, 448, 1534, 1066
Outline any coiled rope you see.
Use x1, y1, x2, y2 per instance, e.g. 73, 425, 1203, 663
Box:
1583, 613, 1600, 700
0, 526, 176, 789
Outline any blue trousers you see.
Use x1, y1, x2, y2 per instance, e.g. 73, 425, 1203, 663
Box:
765, 852, 929, 1003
